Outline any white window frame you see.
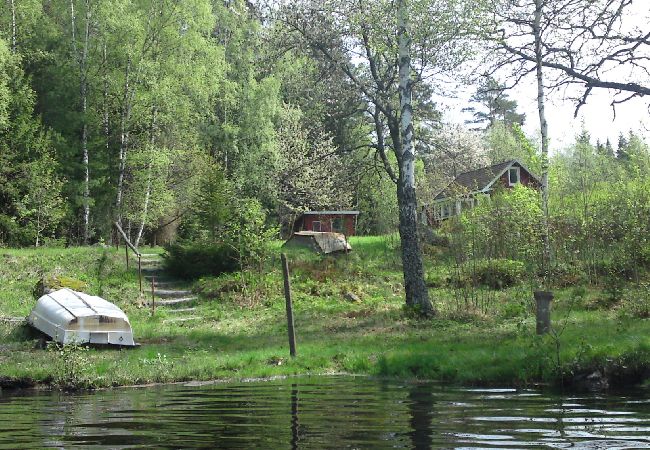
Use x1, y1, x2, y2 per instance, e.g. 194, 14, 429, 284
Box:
312, 220, 322, 232
508, 166, 520, 186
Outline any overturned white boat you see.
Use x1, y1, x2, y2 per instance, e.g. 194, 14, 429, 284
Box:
27, 288, 136, 346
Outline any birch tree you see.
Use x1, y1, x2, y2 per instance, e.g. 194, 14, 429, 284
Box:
489, 0, 649, 115
277, 0, 483, 315
69, 0, 93, 244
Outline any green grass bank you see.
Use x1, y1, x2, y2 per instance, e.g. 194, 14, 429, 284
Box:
1, 237, 650, 390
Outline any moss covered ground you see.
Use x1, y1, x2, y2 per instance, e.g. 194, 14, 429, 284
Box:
1, 237, 650, 390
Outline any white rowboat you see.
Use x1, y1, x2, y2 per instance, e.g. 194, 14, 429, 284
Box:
27, 288, 136, 346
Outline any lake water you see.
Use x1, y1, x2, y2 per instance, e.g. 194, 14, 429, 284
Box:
1, 376, 650, 448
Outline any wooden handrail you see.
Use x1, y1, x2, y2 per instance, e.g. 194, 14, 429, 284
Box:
114, 222, 141, 257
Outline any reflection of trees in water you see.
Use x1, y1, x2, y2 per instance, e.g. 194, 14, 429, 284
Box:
29, 388, 141, 447
407, 383, 434, 449
0, 386, 143, 448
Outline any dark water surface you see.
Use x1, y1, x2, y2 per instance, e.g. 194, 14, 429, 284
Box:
1, 376, 650, 449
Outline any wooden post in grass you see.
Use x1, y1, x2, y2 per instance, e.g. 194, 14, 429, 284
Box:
151, 276, 156, 315
281, 253, 297, 357
534, 291, 553, 335
138, 254, 143, 294
125, 241, 129, 270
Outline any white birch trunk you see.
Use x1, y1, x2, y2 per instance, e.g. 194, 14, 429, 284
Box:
115, 57, 131, 226
71, 0, 91, 244
134, 108, 157, 248
396, 0, 434, 315
81, 0, 91, 244
8, 0, 16, 53
534, 0, 551, 278
102, 42, 109, 158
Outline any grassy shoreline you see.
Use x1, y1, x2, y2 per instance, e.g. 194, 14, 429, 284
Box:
1, 238, 650, 391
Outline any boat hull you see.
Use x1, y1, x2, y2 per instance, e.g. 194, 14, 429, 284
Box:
26, 288, 136, 346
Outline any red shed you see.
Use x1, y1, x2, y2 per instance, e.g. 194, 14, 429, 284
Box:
293, 211, 359, 236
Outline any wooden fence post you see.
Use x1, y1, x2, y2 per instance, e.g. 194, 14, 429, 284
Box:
151, 276, 156, 315
125, 242, 129, 270
534, 291, 553, 335
281, 253, 297, 357
138, 254, 143, 294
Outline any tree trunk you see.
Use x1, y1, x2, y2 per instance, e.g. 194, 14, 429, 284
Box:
8, 0, 16, 53
81, 0, 91, 244
71, 0, 91, 244
134, 108, 157, 248
534, 0, 551, 281
396, 0, 434, 316
102, 41, 110, 166
115, 56, 131, 226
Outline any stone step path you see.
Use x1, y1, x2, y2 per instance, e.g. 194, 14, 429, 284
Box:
163, 316, 201, 324
153, 297, 197, 306
166, 307, 196, 314
136, 252, 202, 323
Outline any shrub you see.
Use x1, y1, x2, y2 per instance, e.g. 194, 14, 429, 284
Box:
453, 258, 525, 289
425, 268, 451, 288
594, 258, 634, 302
617, 283, 650, 319
419, 227, 450, 247
163, 242, 239, 279
47, 341, 93, 390
550, 262, 586, 288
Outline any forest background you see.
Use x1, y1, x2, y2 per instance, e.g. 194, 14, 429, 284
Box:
0, 0, 649, 297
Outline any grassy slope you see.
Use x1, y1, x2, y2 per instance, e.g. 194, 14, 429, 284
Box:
1, 237, 649, 389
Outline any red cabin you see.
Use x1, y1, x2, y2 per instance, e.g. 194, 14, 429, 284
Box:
422, 159, 541, 224
293, 211, 359, 236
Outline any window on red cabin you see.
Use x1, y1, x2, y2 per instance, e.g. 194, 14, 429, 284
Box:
508, 167, 520, 186
332, 218, 343, 232
312, 221, 321, 232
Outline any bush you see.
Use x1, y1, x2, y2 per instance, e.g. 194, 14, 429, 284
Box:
593, 258, 635, 302
617, 283, 650, 319
550, 262, 586, 288
425, 268, 451, 288
419, 227, 450, 247
453, 258, 525, 289
163, 242, 239, 279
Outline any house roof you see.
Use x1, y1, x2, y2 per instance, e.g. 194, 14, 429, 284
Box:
434, 159, 538, 201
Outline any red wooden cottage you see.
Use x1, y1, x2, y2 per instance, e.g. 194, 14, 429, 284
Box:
293, 211, 360, 236
422, 159, 540, 224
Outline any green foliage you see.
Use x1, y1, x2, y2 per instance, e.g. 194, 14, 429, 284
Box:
179, 160, 277, 274
452, 258, 525, 289
163, 242, 239, 279
449, 185, 543, 269
466, 76, 525, 130
617, 284, 650, 319
472, 258, 525, 289
46, 341, 93, 390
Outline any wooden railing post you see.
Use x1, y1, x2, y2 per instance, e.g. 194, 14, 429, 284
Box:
281, 253, 297, 357
138, 254, 143, 294
151, 276, 156, 315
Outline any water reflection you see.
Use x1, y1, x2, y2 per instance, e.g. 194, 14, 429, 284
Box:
291, 384, 300, 450
408, 383, 434, 449
0, 377, 649, 448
